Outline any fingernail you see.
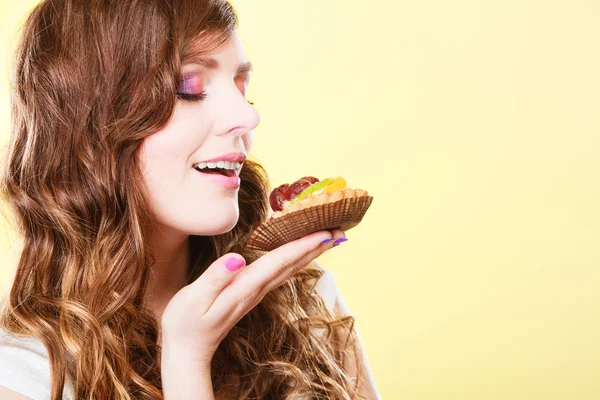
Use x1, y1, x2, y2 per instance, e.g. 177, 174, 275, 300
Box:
332, 238, 348, 247
321, 238, 335, 244
225, 257, 245, 271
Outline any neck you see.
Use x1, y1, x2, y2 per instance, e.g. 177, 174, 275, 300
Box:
145, 225, 190, 323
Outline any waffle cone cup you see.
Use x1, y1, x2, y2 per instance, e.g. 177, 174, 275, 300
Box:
246, 194, 374, 252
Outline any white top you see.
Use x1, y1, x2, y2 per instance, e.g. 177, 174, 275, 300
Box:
0, 268, 339, 399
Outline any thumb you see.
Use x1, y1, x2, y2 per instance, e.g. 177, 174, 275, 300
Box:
186, 253, 246, 315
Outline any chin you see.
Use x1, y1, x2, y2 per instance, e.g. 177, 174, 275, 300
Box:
185, 204, 240, 236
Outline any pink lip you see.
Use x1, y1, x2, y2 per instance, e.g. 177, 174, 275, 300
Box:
199, 152, 247, 164
195, 169, 241, 188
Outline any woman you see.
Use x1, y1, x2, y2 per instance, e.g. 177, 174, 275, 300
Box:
0, 0, 380, 399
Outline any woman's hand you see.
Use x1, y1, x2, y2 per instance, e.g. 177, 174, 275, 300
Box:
160, 229, 346, 364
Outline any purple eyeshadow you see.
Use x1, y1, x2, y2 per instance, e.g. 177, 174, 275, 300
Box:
178, 74, 202, 94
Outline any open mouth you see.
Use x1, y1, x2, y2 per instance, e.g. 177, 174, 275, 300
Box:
194, 166, 237, 178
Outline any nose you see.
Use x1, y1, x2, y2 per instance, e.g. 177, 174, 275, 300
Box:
216, 82, 261, 137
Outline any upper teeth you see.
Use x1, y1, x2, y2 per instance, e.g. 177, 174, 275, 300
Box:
194, 161, 242, 170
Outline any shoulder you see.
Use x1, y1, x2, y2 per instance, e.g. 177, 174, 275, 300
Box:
311, 261, 340, 313
0, 329, 73, 400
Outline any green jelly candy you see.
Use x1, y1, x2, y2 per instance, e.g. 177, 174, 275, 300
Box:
290, 178, 333, 204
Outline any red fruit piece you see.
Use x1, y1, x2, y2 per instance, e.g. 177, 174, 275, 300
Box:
269, 183, 289, 212
286, 176, 320, 201
301, 176, 320, 185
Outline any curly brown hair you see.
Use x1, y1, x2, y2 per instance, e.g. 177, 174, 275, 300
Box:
0, 0, 365, 398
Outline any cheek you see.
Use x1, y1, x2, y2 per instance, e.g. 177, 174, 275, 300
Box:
243, 131, 254, 152
143, 131, 183, 159
138, 136, 172, 179
137, 139, 155, 178
139, 110, 204, 173
137, 133, 190, 201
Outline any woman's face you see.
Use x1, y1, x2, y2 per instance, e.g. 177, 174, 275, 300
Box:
139, 31, 260, 236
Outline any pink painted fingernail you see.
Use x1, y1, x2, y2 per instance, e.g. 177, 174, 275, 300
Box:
225, 257, 245, 271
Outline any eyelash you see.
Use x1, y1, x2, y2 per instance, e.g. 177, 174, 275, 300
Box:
176, 91, 255, 106
176, 91, 208, 102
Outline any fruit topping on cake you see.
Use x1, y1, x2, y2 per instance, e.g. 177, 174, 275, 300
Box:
267, 175, 367, 220
248, 175, 374, 251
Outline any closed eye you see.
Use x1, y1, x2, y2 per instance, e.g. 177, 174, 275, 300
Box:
176, 91, 208, 102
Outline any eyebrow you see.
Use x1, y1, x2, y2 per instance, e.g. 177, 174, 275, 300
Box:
185, 56, 253, 75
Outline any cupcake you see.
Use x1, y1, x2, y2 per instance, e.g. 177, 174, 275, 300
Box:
246, 176, 374, 251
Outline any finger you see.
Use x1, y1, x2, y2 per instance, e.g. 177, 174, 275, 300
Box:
257, 229, 334, 270
325, 229, 346, 245
262, 229, 346, 292
185, 253, 246, 315
243, 229, 335, 284
208, 230, 334, 318
330, 228, 348, 246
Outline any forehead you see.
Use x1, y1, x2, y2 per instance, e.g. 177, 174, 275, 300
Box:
183, 33, 251, 73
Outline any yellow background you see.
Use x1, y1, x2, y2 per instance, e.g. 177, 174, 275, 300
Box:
2, 1, 600, 399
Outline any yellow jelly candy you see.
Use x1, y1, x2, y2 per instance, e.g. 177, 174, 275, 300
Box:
323, 176, 347, 192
